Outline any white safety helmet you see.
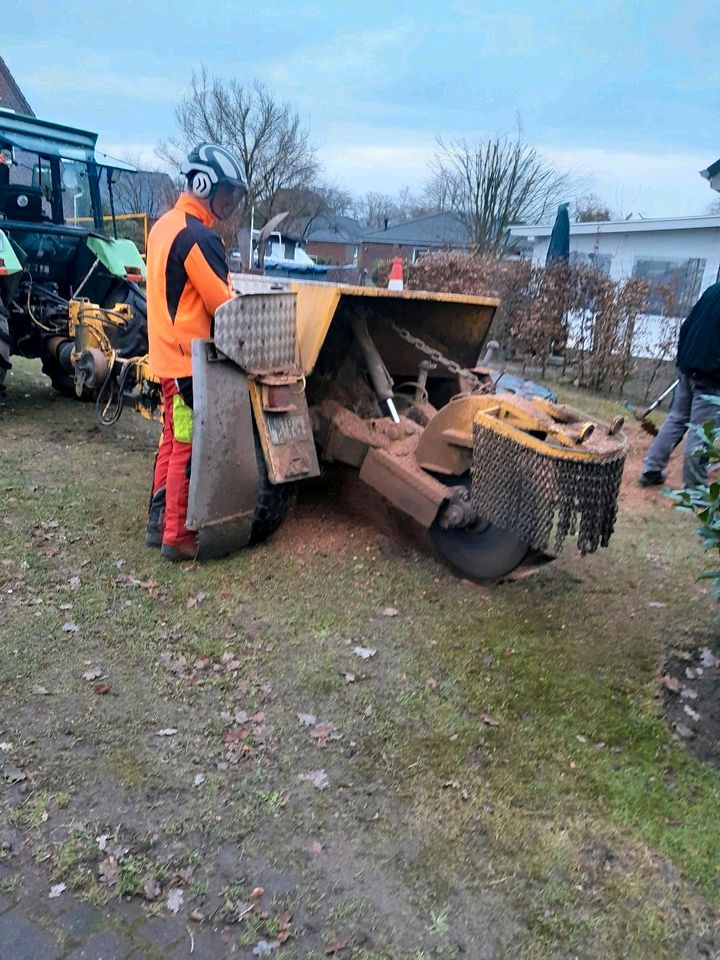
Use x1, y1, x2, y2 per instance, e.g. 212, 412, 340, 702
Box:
181, 143, 247, 219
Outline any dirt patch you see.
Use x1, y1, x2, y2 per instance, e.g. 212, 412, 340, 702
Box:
663, 641, 720, 766
618, 419, 684, 510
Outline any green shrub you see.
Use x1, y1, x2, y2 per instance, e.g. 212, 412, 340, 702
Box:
672, 397, 720, 597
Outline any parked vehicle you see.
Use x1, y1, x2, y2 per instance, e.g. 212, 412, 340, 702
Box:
0, 110, 147, 398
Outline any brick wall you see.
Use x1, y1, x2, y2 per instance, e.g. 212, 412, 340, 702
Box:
305, 240, 356, 265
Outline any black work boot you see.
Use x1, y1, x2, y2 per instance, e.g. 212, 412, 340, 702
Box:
160, 539, 198, 562
146, 487, 166, 548
638, 470, 664, 487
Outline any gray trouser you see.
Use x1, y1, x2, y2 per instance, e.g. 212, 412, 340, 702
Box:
643, 371, 720, 487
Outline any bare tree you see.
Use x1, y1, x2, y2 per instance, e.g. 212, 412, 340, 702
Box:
279, 181, 355, 240
573, 193, 613, 223
163, 68, 320, 224
426, 135, 578, 250
111, 154, 178, 219
707, 197, 720, 215
354, 187, 427, 228
421, 165, 464, 213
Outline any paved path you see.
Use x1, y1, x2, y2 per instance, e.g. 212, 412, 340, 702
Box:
0, 884, 250, 959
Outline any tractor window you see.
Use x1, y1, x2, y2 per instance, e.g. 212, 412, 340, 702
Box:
61, 160, 92, 222
30, 160, 55, 218
0, 149, 53, 219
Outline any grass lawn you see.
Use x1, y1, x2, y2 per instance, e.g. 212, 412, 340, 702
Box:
1, 359, 719, 959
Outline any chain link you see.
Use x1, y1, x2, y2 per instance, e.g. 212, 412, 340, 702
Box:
389, 322, 488, 393
470, 424, 625, 555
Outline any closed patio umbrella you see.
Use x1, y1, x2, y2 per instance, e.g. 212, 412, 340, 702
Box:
545, 202, 570, 264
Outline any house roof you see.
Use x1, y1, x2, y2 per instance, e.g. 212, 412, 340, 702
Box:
509, 215, 720, 237
0, 56, 34, 117
305, 213, 363, 244
360, 211, 471, 247
700, 159, 720, 181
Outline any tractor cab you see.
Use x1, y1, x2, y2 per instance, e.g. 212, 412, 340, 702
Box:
0, 110, 148, 399
0, 108, 134, 234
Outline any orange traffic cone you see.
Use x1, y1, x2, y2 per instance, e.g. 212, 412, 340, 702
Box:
388, 257, 404, 291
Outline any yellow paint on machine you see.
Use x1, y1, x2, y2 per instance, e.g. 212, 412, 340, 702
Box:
287, 280, 500, 375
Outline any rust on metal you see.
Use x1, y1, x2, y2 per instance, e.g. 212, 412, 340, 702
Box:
250, 381, 320, 484
359, 447, 447, 528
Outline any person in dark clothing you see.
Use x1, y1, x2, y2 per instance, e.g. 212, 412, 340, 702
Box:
640, 282, 720, 488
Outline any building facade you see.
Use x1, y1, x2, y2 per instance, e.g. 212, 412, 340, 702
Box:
509, 216, 720, 316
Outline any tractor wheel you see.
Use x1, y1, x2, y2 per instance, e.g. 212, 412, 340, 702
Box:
42, 357, 77, 399
102, 281, 148, 358
248, 431, 297, 545
0, 304, 11, 397
429, 511, 529, 581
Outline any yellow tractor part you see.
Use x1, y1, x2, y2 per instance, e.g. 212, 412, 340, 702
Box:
67, 298, 159, 419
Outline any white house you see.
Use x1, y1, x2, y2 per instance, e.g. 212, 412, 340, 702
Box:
508, 215, 720, 318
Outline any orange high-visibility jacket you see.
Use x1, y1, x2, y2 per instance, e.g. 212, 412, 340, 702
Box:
147, 193, 233, 378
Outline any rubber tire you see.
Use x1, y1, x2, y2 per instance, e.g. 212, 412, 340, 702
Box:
0, 304, 11, 396
429, 519, 530, 581
248, 431, 297, 545
41, 357, 77, 398
102, 281, 148, 358
44, 280, 148, 400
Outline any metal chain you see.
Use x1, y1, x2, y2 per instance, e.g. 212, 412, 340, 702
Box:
470, 423, 626, 555
389, 322, 487, 392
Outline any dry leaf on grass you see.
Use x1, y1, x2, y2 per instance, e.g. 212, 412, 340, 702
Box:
299, 769, 329, 790
82, 668, 102, 681
166, 887, 184, 914
662, 675, 681, 694
99, 856, 119, 885
700, 647, 717, 668
297, 713, 317, 727
94, 683, 110, 696
61, 622, 78, 633
253, 941, 279, 958
4, 766, 27, 784
353, 646, 376, 660
325, 937, 349, 955
382, 607, 399, 617
49, 883, 66, 899
310, 723, 342, 747
223, 726, 251, 743
142, 877, 162, 901
482, 714, 500, 727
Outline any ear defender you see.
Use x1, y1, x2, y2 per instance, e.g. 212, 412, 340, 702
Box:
191, 171, 212, 198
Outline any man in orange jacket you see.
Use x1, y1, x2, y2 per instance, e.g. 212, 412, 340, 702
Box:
145, 143, 246, 561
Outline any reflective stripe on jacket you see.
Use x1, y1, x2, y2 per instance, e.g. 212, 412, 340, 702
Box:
147, 193, 233, 378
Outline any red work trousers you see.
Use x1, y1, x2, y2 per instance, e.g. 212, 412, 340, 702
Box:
151, 378, 194, 548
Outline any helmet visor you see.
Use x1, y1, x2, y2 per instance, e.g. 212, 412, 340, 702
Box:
211, 181, 247, 220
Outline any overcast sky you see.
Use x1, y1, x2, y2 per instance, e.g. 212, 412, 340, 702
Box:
3, 0, 719, 218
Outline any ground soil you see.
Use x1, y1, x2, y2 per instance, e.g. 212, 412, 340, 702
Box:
1, 365, 719, 960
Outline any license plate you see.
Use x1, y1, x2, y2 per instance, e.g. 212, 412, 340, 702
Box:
266, 413, 310, 445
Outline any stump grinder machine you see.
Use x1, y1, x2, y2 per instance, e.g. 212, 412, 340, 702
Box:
0, 110, 627, 579
181, 275, 627, 579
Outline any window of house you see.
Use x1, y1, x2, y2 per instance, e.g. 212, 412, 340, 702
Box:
412, 247, 429, 263
631, 257, 706, 314
569, 250, 613, 273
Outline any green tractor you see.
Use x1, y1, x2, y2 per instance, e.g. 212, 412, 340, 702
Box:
0, 109, 149, 399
